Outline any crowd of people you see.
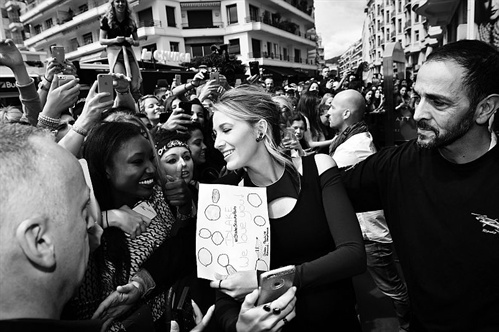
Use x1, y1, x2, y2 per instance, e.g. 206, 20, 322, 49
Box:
0, 23, 498, 332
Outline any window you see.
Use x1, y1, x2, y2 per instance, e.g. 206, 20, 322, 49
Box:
170, 42, 179, 52
166, 6, 176, 27
252, 38, 261, 57
189, 44, 212, 57
415, 30, 419, 41
45, 18, 53, 29
398, 18, 402, 32
82, 32, 93, 45
79, 4, 88, 13
187, 10, 213, 28
377, 5, 380, 15
398, 0, 402, 12
138, 7, 153, 28
294, 49, 301, 63
34, 24, 42, 34
69, 38, 79, 52
228, 38, 240, 54
283, 47, 288, 61
414, 14, 419, 23
249, 5, 259, 22
227, 4, 238, 24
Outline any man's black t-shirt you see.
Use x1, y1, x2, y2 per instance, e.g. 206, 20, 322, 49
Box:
342, 140, 499, 331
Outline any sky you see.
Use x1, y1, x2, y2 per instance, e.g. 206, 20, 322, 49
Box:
314, 0, 367, 59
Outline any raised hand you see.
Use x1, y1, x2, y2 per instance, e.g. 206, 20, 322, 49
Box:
42, 75, 80, 118
0, 39, 24, 69
161, 107, 192, 133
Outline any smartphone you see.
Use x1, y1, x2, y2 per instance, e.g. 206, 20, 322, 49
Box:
210, 72, 219, 84
132, 201, 156, 223
159, 112, 169, 123
178, 101, 192, 115
257, 265, 295, 305
57, 74, 75, 87
51, 46, 65, 64
97, 74, 114, 103
283, 128, 298, 143
175, 74, 182, 86
249, 61, 260, 76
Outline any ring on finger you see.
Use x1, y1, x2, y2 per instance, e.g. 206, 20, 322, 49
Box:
272, 307, 281, 315
282, 317, 288, 325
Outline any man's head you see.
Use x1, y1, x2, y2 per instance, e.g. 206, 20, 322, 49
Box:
0, 124, 96, 319
413, 40, 499, 149
322, 67, 330, 79
327, 89, 366, 133
265, 78, 274, 92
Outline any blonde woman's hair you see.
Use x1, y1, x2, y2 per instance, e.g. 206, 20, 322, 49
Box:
212, 85, 301, 192
0, 106, 24, 124
105, 0, 136, 31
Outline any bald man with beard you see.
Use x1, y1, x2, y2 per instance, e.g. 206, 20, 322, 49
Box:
340, 40, 499, 331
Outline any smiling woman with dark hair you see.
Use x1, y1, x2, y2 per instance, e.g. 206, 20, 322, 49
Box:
64, 121, 186, 331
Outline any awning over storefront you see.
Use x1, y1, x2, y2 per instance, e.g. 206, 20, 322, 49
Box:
262, 65, 310, 79
79, 50, 108, 64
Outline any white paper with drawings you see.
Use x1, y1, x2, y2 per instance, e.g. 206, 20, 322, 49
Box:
196, 183, 270, 280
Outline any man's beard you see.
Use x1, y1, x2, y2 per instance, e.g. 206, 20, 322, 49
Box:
416, 108, 475, 149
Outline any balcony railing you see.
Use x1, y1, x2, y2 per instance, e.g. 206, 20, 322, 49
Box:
138, 20, 162, 28
404, 19, 412, 29
279, 0, 313, 17
248, 52, 312, 64
181, 22, 223, 29
245, 16, 315, 41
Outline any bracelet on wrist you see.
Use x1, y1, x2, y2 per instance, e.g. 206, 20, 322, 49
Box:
38, 114, 60, 130
71, 124, 89, 137
43, 75, 52, 83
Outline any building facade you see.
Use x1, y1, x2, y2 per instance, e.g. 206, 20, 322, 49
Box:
14, 0, 318, 80
362, 0, 427, 79
338, 38, 362, 76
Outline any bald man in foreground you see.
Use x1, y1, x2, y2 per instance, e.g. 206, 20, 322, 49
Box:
327, 89, 411, 329
0, 123, 102, 331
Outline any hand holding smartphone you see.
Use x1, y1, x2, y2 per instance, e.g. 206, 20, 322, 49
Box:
97, 74, 114, 103
257, 265, 295, 305
57, 74, 76, 87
